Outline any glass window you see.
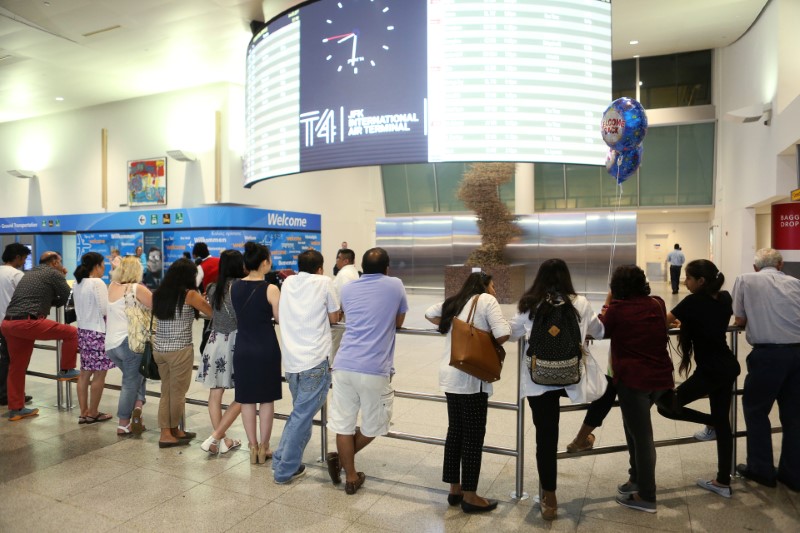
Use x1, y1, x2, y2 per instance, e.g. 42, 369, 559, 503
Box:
435, 162, 468, 212
601, 167, 639, 208
382, 165, 410, 214
676, 50, 712, 106
639, 126, 678, 205
498, 171, 515, 213
406, 163, 437, 213
566, 164, 602, 208
678, 123, 714, 205
612, 58, 637, 101
639, 55, 678, 109
534, 163, 566, 211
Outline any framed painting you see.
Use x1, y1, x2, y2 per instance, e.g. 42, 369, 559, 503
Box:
128, 157, 167, 206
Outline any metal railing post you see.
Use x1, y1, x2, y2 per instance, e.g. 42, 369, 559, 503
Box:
512, 338, 529, 500
730, 329, 740, 478
320, 400, 328, 462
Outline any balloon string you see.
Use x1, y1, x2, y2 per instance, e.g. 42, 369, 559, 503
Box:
607, 160, 624, 285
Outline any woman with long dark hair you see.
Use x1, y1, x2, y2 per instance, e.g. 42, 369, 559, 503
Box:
425, 272, 510, 514
600, 264, 673, 514
656, 259, 740, 497
198, 249, 245, 455
73, 252, 114, 424
152, 258, 212, 448
509, 259, 604, 521
232, 242, 282, 464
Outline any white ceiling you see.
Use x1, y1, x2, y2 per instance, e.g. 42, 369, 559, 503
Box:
0, 0, 768, 124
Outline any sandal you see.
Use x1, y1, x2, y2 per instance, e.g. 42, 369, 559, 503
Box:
220, 438, 242, 454
201, 436, 220, 455
78, 416, 87, 424
85, 412, 113, 424
117, 424, 132, 436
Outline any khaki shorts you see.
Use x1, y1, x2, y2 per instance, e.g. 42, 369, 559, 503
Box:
327, 370, 394, 437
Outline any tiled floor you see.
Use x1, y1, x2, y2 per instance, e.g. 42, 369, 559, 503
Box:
1, 283, 798, 532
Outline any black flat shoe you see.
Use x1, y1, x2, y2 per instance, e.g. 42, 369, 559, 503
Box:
736, 464, 777, 488
461, 499, 498, 514
447, 494, 463, 506
159, 440, 191, 448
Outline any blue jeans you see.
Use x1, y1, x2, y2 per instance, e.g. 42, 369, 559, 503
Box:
273, 359, 331, 482
106, 341, 147, 419
743, 345, 800, 487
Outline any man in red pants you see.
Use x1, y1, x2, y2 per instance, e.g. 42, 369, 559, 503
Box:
1, 251, 78, 421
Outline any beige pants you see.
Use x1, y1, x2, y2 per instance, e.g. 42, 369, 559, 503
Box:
153, 345, 194, 429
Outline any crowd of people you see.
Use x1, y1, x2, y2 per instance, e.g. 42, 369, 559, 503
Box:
0, 241, 797, 520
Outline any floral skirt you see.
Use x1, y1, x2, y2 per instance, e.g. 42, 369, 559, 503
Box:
196, 329, 236, 389
78, 328, 116, 371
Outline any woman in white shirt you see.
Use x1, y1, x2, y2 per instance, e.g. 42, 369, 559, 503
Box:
73, 252, 114, 424
509, 259, 604, 521
425, 272, 510, 514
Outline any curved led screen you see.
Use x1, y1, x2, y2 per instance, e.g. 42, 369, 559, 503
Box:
244, 0, 611, 187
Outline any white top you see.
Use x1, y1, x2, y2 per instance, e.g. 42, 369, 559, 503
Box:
105, 282, 139, 350
425, 293, 511, 396
279, 272, 340, 373
0, 264, 24, 321
509, 294, 604, 400
333, 264, 359, 301
73, 277, 108, 333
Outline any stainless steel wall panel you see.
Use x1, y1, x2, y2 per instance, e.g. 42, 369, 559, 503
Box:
376, 218, 414, 284
538, 213, 588, 293
585, 213, 637, 294
451, 216, 480, 266
411, 217, 453, 288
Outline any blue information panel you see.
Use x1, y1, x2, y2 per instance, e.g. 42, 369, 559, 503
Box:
163, 230, 321, 272
76, 232, 143, 282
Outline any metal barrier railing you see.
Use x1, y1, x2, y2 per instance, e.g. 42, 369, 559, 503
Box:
26, 317, 783, 499
26, 307, 75, 410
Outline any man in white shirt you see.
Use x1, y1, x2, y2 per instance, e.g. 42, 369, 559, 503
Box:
665, 243, 686, 294
273, 249, 340, 484
0, 243, 31, 406
331, 248, 359, 360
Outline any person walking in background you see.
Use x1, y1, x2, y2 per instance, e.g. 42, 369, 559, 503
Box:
509, 259, 604, 520
732, 248, 800, 492
666, 244, 686, 295
106, 257, 152, 436
327, 248, 408, 495
655, 259, 740, 498
425, 272, 510, 514
198, 250, 245, 455
151, 258, 212, 448
600, 265, 673, 513
1, 252, 79, 421
273, 249, 340, 484
0, 243, 32, 407
232, 242, 282, 465
73, 252, 115, 424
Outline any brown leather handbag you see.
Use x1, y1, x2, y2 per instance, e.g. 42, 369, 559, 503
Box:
449, 296, 506, 382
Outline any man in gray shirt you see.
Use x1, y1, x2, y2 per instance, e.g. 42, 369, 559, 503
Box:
1, 251, 79, 420
731, 248, 800, 492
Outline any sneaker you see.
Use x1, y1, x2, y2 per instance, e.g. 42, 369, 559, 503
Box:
615, 493, 656, 513
694, 426, 716, 441
696, 479, 732, 498
617, 481, 639, 495
8, 407, 39, 421
274, 464, 306, 485
58, 369, 80, 380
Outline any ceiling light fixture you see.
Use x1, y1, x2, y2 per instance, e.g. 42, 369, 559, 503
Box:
55, 96, 64, 101
629, 40, 639, 45
7, 170, 37, 179
167, 150, 197, 162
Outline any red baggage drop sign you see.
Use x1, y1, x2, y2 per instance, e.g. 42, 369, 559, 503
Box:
772, 203, 800, 250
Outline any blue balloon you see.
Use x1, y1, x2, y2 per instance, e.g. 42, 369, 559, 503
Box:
605, 145, 643, 184
601, 98, 648, 151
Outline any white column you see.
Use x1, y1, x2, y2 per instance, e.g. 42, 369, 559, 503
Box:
514, 163, 534, 214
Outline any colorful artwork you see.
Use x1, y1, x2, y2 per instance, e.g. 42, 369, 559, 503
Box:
128, 157, 167, 206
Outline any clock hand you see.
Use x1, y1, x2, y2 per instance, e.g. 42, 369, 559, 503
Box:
347, 33, 358, 66
322, 32, 354, 43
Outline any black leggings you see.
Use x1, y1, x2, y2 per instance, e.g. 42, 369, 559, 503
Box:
656, 368, 735, 485
442, 392, 488, 492
527, 389, 566, 492
583, 376, 616, 428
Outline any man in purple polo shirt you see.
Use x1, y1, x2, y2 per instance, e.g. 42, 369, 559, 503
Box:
326, 247, 408, 495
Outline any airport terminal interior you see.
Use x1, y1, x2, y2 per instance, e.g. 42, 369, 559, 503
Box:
2, 0, 800, 531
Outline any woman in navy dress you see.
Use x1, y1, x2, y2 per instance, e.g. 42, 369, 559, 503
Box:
232, 242, 282, 464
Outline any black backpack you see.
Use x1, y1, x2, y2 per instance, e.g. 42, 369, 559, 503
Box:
526, 298, 583, 385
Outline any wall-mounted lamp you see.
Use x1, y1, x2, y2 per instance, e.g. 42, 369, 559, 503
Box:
724, 103, 772, 126
7, 170, 37, 179
166, 150, 197, 162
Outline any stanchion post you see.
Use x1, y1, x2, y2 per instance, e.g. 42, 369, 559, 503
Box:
730, 329, 739, 478
512, 338, 529, 500
320, 401, 328, 462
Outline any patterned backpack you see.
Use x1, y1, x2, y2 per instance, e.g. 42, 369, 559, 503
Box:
526, 297, 583, 386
